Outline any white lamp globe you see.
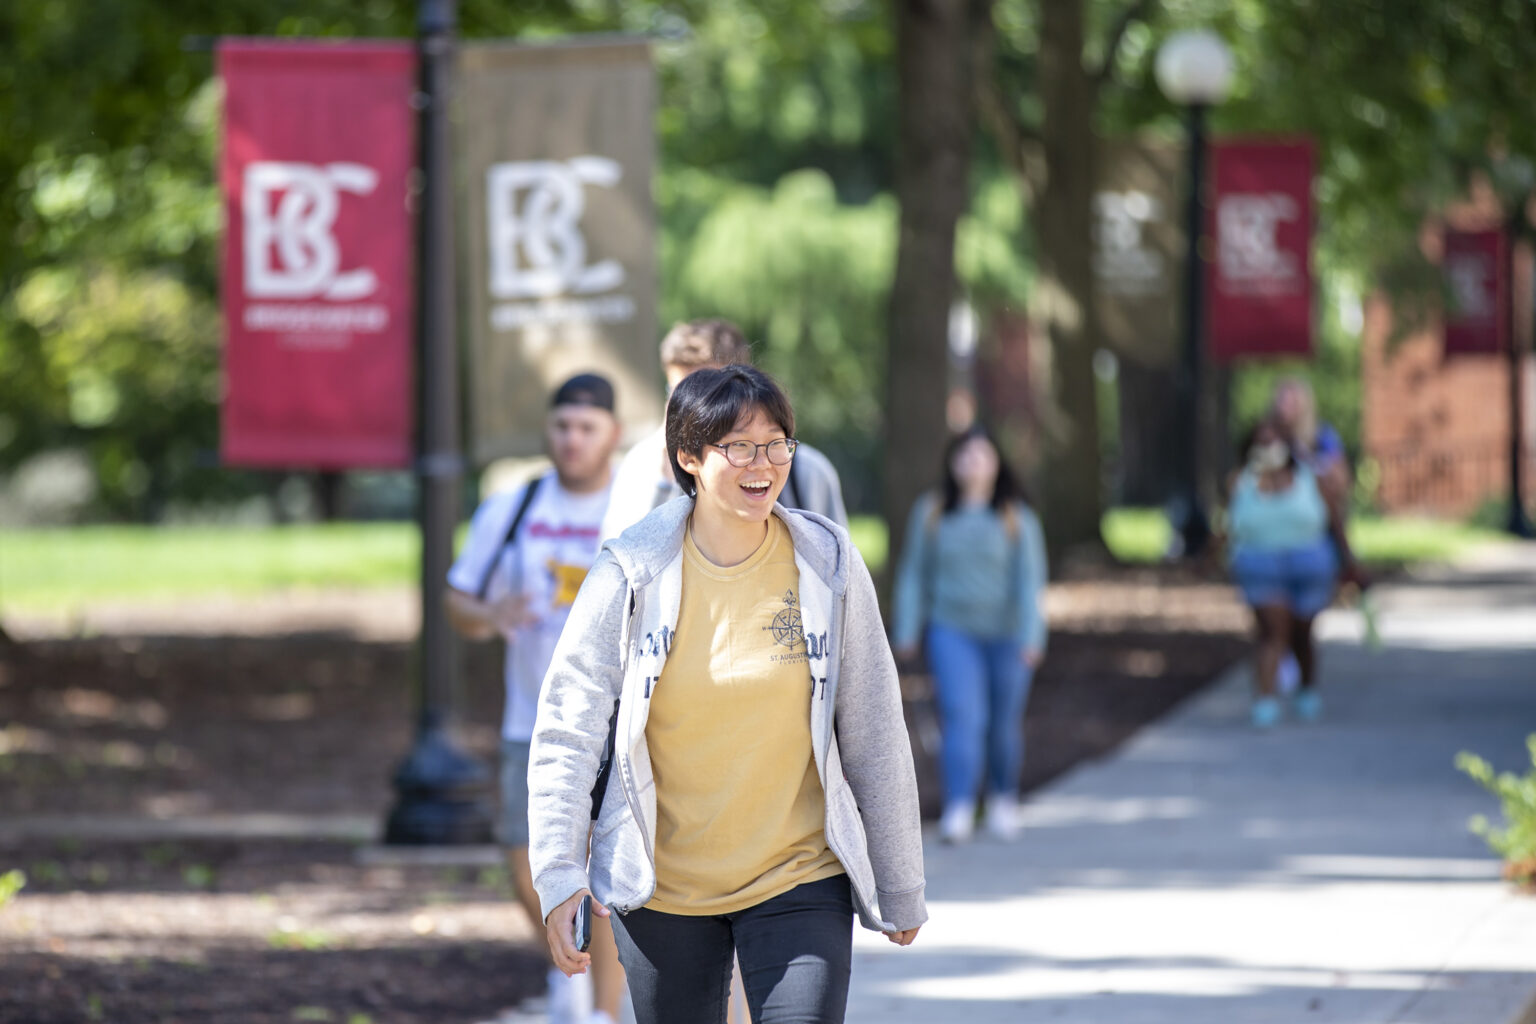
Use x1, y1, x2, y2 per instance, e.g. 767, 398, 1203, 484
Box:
1155, 29, 1234, 106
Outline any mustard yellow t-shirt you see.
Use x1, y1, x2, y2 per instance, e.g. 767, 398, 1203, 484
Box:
645, 515, 844, 915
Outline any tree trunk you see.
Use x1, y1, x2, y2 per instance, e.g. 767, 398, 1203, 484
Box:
316, 470, 344, 521
884, 0, 986, 585
1033, 0, 1105, 559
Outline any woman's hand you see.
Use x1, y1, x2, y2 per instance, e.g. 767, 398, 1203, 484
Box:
1340, 560, 1371, 591
545, 889, 610, 976
1022, 648, 1043, 669
884, 926, 921, 946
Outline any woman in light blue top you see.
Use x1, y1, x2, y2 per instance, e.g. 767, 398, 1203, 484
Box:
1227, 417, 1346, 729
892, 424, 1047, 844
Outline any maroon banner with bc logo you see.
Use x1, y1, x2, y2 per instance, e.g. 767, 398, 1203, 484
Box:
219, 40, 417, 468
1206, 139, 1314, 363
1442, 228, 1506, 358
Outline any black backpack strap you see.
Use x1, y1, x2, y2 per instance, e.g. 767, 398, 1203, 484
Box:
474, 474, 544, 600
589, 698, 620, 820
593, 591, 637, 818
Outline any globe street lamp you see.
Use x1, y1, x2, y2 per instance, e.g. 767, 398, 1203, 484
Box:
1157, 29, 1234, 557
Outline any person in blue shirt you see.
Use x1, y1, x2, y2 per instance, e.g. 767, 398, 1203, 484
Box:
1272, 376, 1347, 484
1227, 416, 1347, 729
1268, 376, 1366, 698
891, 424, 1048, 844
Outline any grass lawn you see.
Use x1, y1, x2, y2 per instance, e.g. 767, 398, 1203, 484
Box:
1100, 507, 1511, 567
0, 510, 1509, 614
0, 518, 893, 615
0, 523, 419, 613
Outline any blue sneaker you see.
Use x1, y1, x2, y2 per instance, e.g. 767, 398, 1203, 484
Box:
1293, 689, 1323, 722
1250, 696, 1283, 730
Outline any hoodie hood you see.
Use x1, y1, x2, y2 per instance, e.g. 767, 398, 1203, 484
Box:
606, 495, 850, 596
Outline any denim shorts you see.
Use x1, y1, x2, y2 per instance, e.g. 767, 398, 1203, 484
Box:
1230, 539, 1339, 618
495, 738, 531, 848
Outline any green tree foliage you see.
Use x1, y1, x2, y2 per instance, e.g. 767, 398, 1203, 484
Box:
979, 0, 1536, 542
12, 0, 1530, 523
1121, 0, 1536, 268
0, 1, 416, 517
1103, 0, 1536, 462
2, 0, 933, 518
671, 172, 895, 442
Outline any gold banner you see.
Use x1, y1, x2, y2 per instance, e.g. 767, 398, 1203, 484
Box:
1094, 138, 1182, 364
459, 38, 661, 462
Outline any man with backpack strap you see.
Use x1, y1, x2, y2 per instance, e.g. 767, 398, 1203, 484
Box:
445, 373, 625, 1024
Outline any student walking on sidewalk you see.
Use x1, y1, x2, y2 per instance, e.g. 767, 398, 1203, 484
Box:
891, 424, 1048, 844
445, 374, 627, 1024
529, 365, 926, 1024
1226, 416, 1345, 729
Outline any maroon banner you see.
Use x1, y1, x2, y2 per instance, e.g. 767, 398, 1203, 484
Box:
1442, 229, 1506, 357
219, 40, 417, 468
1206, 139, 1314, 363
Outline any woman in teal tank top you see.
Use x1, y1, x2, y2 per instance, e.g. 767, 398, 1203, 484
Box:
1226, 417, 1344, 729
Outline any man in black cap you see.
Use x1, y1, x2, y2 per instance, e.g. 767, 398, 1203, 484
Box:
446, 372, 625, 1024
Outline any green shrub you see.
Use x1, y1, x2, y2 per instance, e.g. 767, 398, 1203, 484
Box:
0, 869, 25, 908
1456, 734, 1536, 888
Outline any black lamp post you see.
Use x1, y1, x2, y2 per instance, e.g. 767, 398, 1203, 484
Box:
1157, 30, 1234, 558
384, 0, 492, 845
1503, 202, 1534, 538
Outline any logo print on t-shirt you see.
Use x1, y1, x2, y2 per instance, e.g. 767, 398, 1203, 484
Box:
764, 589, 806, 651
549, 560, 589, 608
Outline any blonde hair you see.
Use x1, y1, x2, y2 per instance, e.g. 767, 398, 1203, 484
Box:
659, 319, 753, 371
1272, 376, 1318, 451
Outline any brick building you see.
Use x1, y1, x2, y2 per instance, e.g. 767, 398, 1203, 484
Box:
1361, 200, 1535, 519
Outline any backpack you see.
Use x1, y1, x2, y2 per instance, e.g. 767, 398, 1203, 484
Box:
781, 458, 803, 511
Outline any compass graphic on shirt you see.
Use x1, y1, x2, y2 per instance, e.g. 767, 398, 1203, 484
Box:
764, 589, 805, 650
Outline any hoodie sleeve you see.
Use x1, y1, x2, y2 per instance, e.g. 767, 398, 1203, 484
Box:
1014, 505, 1049, 654
527, 551, 630, 923
890, 493, 936, 649
837, 548, 928, 931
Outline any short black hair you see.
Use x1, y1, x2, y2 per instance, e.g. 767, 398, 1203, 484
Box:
666, 365, 795, 498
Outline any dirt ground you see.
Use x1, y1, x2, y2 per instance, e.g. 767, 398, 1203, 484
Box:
0, 563, 1252, 1024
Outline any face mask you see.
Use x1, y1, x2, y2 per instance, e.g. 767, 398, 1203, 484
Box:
1248, 440, 1290, 473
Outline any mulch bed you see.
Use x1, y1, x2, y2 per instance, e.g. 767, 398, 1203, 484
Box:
0, 562, 1252, 1024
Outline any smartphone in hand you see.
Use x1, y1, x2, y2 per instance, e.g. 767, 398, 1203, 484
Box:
573, 894, 592, 953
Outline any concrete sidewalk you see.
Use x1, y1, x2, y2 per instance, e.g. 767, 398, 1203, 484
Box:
847, 544, 1536, 1024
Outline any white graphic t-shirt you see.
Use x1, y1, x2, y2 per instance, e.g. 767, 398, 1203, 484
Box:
447, 472, 611, 741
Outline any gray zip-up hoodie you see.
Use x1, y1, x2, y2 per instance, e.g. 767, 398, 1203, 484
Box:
528, 497, 928, 934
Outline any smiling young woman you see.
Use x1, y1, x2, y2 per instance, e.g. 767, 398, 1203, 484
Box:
527, 364, 927, 1024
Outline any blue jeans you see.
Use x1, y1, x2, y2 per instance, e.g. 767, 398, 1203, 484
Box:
925, 622, 1033, 806
610, 875, 853, 1024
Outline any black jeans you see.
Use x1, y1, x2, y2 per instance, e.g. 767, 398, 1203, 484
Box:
610, 874, 855, 1024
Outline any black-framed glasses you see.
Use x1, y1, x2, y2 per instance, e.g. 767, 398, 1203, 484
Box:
708, 438, 798, 467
